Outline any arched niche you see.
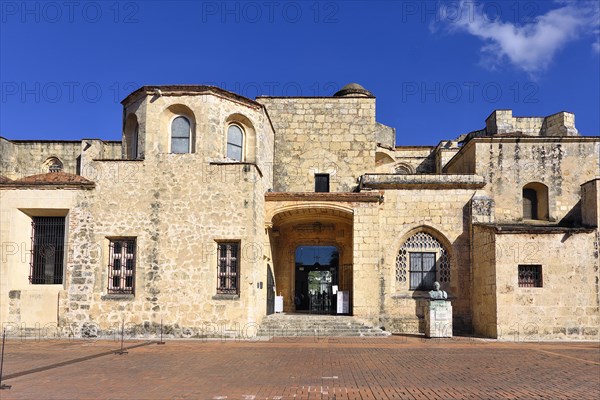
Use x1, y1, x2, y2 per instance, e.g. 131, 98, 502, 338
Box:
522, 182, 549, 221
123, 113, 139, 159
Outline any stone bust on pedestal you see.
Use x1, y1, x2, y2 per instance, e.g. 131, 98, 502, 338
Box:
428, 281, 447, 300
425, 281, 452, 338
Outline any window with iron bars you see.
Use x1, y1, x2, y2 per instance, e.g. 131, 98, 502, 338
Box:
518, 265, 542, 288
409, 252, 436, 290
108, 239, 136, 294
30, 217, 65, 284
217, 242, 240, 295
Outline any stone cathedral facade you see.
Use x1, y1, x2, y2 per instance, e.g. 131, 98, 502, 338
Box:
1, 83, 599, 340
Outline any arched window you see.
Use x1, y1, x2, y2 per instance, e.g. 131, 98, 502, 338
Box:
44, 157, 63, 173
395, 231, 450, 290
227, 124, 244, 161
394, 163, 413, 174
522, 183, 549, 221
171, 116, 191, 153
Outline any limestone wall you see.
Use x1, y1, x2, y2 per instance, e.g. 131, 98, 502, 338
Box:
263, 188, 476, 334
377, 189, 475, 334
494, 230, 599, 340
0, 188, 86, 327
0, 138, 83, 179
125, 93, 273, 175
374, 122, 395, 148
352, 203, 381, 321
57, 158, 270, 337
52, 93, 276, 337
444, 144, 476, 174
258, 97, 377, 192
390, 147, 435, 173
484, 110, 577, 137
446, 138, 600, 224
434, 141, 461, 173
581, 178, 600, 228
471, 225, 498, 338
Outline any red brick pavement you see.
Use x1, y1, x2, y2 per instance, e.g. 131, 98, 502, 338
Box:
0, 336, 598, 400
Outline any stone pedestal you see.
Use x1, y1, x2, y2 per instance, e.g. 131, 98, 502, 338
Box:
425, 300, 452, 338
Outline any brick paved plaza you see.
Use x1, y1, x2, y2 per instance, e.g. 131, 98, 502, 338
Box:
0, 336, 598, 400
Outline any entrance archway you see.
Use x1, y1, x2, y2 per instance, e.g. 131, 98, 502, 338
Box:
269, 205, 353, 315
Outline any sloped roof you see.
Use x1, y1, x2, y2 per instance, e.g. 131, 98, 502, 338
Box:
121, 85, 263, 109
1, 172, 94, 189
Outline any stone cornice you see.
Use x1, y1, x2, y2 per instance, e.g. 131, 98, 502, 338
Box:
121, 85, 263, 109
0, 182, 94, 190
474, 223, 596, 234
360, 174, 485, 190
265, 192, 383, 202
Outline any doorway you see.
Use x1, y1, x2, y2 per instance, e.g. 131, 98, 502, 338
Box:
266, 264, 275, 315
294, 246, 339, 314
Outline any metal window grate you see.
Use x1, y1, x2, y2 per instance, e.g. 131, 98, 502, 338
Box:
108, 239, 136, 294
217, 242, 239, 294
518, 265, 542, 287
30, 217, 65, 284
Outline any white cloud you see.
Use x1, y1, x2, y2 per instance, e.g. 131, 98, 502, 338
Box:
437, 1, 600, 74
593, 26, 600, 54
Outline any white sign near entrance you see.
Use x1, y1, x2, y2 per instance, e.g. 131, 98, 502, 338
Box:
337, 291, 349, 314
275, 296, 284, 313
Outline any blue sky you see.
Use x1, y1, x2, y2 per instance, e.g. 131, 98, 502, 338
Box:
1, 0, 599, 145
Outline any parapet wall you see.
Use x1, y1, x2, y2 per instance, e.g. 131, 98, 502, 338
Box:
485, 110, 578, 137
0, 137, 122, 180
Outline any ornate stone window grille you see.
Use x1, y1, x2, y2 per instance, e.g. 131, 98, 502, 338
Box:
44, 157, 63, 173
108, 239, 136, 294
217, 242, 240, 295
395, 232, 450, 287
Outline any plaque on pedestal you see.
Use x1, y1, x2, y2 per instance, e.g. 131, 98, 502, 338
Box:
425, 300, 453, 338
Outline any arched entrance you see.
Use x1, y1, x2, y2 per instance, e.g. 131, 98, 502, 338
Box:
268, 205, 353, 315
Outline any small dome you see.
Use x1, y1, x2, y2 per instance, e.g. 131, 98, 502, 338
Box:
333, 83, 373, 97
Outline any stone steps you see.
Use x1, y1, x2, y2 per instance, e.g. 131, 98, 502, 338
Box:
257, 314, 391, 337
